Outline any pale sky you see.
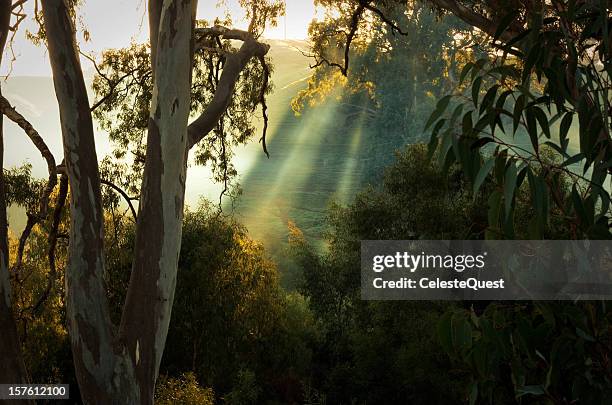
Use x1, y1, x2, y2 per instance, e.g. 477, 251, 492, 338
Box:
2, 0, 317, 77
0, 0, 320, 228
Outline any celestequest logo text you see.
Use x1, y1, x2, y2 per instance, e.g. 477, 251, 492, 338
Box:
371, 251, 505, 291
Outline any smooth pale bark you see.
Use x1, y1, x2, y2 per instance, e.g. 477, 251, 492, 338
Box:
119, 0, 197, 403
41, 0, 268, 402
42, 1, 137, 403
0, 0, 32, 397
148, 0, 163, 77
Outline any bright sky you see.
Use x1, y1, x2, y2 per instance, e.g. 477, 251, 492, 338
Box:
199, 0, 318, 40
2, 0, 317, 77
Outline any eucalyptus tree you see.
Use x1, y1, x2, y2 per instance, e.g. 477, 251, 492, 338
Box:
309, 0, 611, 238
307, 2, 611, 402
297, 0, 476, 177
0, 0, 282, 403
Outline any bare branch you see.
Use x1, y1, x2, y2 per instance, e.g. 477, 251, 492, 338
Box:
0, 95, 58, 277
257, 55, 270, 158
31, 172, 67, 314
0, 95, 57, 219
360, 1, 407, 36
80, 50, 143, 112
195, 25, 260, 42
309, 0, 412, 76
101, 178, 138, 221
11, 0, 27, 11
338, 3, 366, 76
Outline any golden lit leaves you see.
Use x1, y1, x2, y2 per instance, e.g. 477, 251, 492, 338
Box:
292, 68, 348, 113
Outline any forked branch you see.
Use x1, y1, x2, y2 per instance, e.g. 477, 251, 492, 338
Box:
0, 95, 57, 275
187, 26, 271, 151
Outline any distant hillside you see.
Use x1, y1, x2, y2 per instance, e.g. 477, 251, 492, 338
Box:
1, 41, 376, 288
0, 40, 308, 230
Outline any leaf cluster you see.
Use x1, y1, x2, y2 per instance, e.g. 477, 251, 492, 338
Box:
427, 4, 612, 239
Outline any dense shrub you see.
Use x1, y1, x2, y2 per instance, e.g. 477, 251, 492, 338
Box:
155, 372, 215, 405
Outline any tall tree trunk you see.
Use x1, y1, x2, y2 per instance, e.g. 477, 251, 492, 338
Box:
0, 0, 31, 397
119, 0, 197, 402
42, 1, 138, 403
42, 1, 259, 402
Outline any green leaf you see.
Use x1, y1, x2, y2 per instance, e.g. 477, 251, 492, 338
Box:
513, 94, 525, 134
571, 185, 589, 226
584, 115, 603, 159
517, 385, 546, 397
471, 136, 495, 150
561, 153, 585, 168
559, 112, 574, 146
427, 132, 439, 160
575, 327, 595, 342
527, 169, 548, 238
469, 383, 478, 405
472, 76, 483, 107
480, 85, 499, 115
544, 141, 569, 158
471, 58, 488, 79
459, 63, 474, 84
523, 45, 541, 83
437, 129, 454, 168
544, 365, 553, 390
425, 95, 452, 130
496, 89, 513, 110
490, 65, 520, 80
494, 114, 506, 134
533, 106, 551, 138
525, 107, 539, 152
474, 112, 495, 135
504, 162, 518, 218
473, 158, 495, 200
450, 103, 464, 124
462, 111, 474, 137
432, 118, 446, 138
517, 164, 529, 189
495, 150, 508, 184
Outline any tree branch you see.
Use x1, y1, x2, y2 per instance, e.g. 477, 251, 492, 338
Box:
101, 178, 138, 221
187, 26, 270, 150
257, 55, 270, 158
0, 95, 57, 218
80, 50, 142, 112
0, 95, 57, 277
31, 172, 67, 314
429, 0, 520, 42
11, 0, 27, 11
360, 1, 407, 35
